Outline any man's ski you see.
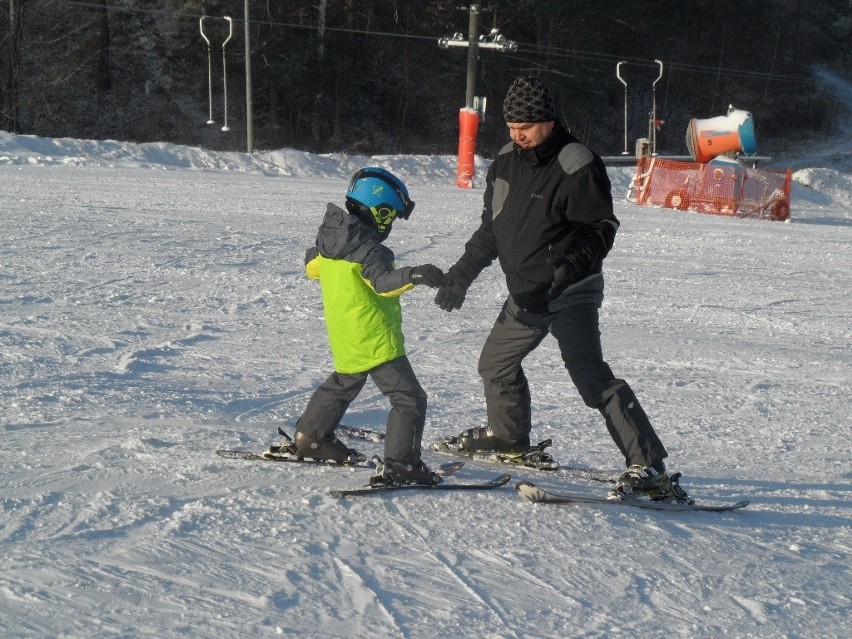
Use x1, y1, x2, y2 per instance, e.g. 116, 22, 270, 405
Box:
516, 481, 749, 512
337, 425, 385, 442
331, 472, 511, 498
433, 436, 559, 470
432, 435, 617, 483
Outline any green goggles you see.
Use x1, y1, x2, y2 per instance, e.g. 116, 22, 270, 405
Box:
370, 204, 399, 232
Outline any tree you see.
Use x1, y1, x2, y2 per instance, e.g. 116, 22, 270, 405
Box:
3, 0, 24, 132
96, 0, 111, 91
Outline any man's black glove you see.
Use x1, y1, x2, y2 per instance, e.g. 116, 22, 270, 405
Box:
410, 264, 444, 288
434, 274, 469, 311
547, 253, 583, 300
547, 233, 606, 300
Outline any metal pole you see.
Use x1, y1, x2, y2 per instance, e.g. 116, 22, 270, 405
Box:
221, 17, 233, 132
465, 2, 480, 108
616, 62, 628, 155
244, 0, 254, 153
651, 59, 663, 155
199, 17, 215, 124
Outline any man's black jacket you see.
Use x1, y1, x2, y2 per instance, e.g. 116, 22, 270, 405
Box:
449, 123, 620, 314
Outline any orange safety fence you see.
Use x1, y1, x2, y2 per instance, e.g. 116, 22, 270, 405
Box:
631, 157, 791, 221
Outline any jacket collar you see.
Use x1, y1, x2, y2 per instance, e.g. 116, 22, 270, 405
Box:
516, 123, 573, 166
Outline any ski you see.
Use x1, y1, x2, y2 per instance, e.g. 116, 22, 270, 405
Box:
217, 427, 374, 468
516, 481, 749, 512
337, 425, 385, 442
433, 436, 559, 471
278, 424, 385, 443
432, 435, 617, 483
215, 448, 377, 469
331, 472, 511, 498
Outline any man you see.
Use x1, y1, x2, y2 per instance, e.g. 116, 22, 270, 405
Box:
434, 75, 688, 501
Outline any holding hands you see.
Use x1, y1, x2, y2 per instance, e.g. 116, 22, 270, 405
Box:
434, 274, 469, 311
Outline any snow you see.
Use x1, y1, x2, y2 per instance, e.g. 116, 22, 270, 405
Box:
1, 130, 850, 639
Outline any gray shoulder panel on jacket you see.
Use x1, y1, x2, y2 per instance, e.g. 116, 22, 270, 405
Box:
558, 143, 595, 175
491, 178, 510, 220
498, 141, 515, 156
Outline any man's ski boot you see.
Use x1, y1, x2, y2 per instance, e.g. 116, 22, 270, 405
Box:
457, 427, 530, 455
292, 431, 366, 464
609, 463, 693, 504
370, 458, 443, 487
434, 427, 558, 470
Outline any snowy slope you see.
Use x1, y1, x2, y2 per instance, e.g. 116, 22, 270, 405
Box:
1, 132, 850, 639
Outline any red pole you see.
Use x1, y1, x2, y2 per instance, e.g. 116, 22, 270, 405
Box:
456, 108, 480, 189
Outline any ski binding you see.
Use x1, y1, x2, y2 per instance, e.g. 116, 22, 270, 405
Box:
217, 427, 372, 468
432, 435, 559, 471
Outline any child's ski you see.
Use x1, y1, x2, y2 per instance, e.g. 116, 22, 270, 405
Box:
215, 448, 375, 469
331, 473, 511, 498
216, 427, 372, 468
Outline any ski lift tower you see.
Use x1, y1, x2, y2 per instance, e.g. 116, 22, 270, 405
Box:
198, 8, 254, 153
613, 59, 664, 159
439, 2, 516, 188
616, 62, 629, 155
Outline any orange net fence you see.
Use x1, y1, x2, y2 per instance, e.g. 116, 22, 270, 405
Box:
630, 157, 791, 221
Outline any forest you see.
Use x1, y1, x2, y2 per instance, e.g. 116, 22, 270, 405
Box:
2, 0, 850, 158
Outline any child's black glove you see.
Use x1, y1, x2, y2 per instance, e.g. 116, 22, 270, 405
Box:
410, 264, 444, 288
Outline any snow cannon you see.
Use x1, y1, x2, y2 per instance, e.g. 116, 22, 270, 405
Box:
686, 106, 757, 163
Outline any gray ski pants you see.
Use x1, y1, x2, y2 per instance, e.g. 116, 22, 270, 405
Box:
294, 356, 427, 464
478, 297, 668, 468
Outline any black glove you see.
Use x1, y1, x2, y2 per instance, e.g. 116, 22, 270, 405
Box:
434, 274, 469, 311
546, 253, 583, 300
547, 234, 606, 300
410, 264, 444, 288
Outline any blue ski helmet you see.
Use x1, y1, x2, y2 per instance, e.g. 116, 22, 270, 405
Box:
344, 167, 415, 236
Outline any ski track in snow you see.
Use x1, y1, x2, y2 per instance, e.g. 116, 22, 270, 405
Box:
386, 498, 522, 639
1, 132, 851, 638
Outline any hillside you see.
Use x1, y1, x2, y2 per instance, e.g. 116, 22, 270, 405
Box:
2, 0, 850, 157
1, 130, 850, 638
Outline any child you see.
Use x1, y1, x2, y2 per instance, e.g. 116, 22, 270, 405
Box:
289, 167, 444, 486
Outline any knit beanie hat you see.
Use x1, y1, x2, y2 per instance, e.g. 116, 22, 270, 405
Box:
503, 76, 556, 123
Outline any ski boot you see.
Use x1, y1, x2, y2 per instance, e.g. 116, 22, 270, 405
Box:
262, 428, 300, 458
609, 463, 693, 504
457, 427, 530, 455
293, 431, 366, 464
433, 427, 557, 470
370, 458, 443, 487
